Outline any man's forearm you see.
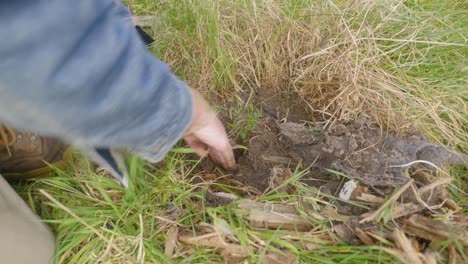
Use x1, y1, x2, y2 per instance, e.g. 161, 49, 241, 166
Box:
0, 0, 193, 162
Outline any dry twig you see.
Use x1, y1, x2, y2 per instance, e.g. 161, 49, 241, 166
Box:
360, 179, 414, 224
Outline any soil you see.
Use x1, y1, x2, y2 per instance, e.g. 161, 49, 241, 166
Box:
192, 89, 468, 261
201, 89, 467, 209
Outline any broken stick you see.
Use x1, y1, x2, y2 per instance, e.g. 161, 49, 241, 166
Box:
360, 179, 414, 224
402, 214, 468, 247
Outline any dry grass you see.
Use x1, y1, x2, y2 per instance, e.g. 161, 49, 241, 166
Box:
149, 0, 467, 150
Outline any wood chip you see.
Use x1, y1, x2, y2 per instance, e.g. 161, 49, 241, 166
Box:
355, 228, 374, 245
402, 214, 468, 247
261, 250, 297, 264
355, 193, 384, 204
443, 199, 460, 211
448, 244, 462, 264
164, 226, 179, 258
211, 192, 239, 202
411, 239, 420, 253
334, 224, 356, 244
339, 180, 358, 200
179, 232, 252, 263
248, 209, 312, 231
238, 200, 298, 214
238, 200, 312, 231
384, 229, 437, 264
390, 202, 424, 219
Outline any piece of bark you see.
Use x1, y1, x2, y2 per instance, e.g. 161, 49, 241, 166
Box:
448, 245, 462, 264
334, 224, 356, 244
411, 238, 420, 253
389, 229, 424, 264
390, 202, 424, 219
179, 232, 252, 263
261, 250, 297, 264
444, 199, 460, 211
164, 226, 179, 258
359, 202, 423, 221
248, 209, 312, 231
355, 227, 374, 245
222, 247, 252, 264
361, 226, 394, 246
238, 200, 298, 214
206, 192, 239, 206
384, 229, 437, 264
320, 206, 350, 222
355, 193, 384, 204
402, 215, 468, 247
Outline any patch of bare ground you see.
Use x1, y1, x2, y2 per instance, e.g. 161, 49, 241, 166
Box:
186, 90, 467, 263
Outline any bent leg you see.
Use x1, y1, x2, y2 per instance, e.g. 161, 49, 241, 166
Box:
0, 175, 55, 263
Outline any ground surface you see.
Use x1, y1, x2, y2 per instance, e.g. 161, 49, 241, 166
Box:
205, 90, 466, 196
13, 0, 468, 263
196, 91, 467, 263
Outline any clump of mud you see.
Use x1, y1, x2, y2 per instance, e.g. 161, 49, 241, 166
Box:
217, 114, 467, 196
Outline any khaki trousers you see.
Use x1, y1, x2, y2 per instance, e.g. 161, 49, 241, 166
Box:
0, 175, 55, 263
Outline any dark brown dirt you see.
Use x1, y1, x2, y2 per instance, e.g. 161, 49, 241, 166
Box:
231, 113, 467, 193
195, 90, 468, 260
254, 87, 313, 123
202, 90, 467, 210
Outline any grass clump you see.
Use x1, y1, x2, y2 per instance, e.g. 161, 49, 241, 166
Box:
147, 0, 467, 151
17, 152, 398, 263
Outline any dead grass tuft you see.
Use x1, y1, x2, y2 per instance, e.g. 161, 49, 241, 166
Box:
151, 0, 467, 150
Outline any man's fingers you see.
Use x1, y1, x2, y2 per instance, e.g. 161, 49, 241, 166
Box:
220, 144, 237, 170
185, 134, 236, 170
183, 89, 237, 170
209, 142, 237, 171
184, 136, 208, 157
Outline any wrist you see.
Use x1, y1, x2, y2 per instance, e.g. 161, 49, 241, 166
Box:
184, 88, 217, 136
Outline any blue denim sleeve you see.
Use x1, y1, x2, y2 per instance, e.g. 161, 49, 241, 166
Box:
0, 1, 193, 167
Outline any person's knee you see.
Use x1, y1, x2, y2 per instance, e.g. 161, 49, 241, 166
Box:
0, 211, 55, 264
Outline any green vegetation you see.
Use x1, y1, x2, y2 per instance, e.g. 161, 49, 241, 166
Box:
15, 0, 467, 263
226, 100, 263, 143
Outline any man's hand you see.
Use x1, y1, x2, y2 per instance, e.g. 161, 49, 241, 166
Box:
183, 88, 237, 170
